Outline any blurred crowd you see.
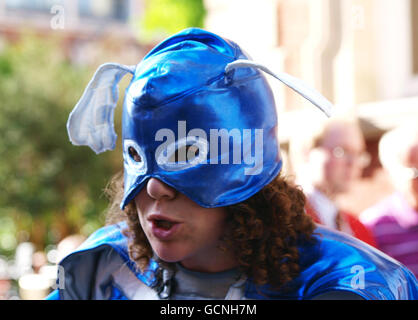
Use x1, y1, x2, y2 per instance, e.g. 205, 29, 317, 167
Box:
0, 234, 85, 300
0, 116, 417, 300
288, 117, 418, 278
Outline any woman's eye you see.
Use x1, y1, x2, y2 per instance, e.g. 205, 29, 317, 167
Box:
169, 145, 200, 162
187, 145, 200, 158
128, 146, 142, 162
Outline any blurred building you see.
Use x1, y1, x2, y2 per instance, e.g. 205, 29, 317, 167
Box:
0, 0, 147, 65
205, 0, 418, 213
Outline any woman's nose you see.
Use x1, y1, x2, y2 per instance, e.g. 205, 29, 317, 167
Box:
146, 178, 177, 201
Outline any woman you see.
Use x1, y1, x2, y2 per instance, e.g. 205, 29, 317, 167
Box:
47, 28, 417, 300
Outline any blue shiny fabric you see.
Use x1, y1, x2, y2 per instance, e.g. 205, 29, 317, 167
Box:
46, 223, 418, 300
120, 28, 281, 209
246, 227, 418, 299
45, 222, 158, 300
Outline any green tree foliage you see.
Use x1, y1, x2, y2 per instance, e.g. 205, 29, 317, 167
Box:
0, 35, 120, 253
138, 0, 206, 42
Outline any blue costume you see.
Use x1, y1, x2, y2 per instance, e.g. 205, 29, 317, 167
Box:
46, 222, 417, 300
49, 28, 418, 300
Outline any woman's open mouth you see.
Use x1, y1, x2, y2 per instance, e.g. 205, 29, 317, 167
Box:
148, 214, 182, 240
154, 219, 175, 230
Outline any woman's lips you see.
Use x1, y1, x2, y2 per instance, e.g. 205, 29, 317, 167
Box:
147, 214, 182, 240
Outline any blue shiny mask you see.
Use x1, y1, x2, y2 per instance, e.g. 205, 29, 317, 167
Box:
67, 28, 332, 210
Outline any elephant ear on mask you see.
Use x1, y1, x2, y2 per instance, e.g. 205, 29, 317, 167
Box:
67, 63, 136, 154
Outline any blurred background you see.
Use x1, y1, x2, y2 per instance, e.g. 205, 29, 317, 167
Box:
0, 0, 417, 299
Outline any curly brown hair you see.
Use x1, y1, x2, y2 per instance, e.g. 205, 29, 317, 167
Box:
105, 171, 316, 290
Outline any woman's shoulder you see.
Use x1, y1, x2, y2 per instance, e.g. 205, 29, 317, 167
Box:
245, 225, 418, 300
49, 222, 159, 299
64, 222, 129, 259
305, 226, 417, 299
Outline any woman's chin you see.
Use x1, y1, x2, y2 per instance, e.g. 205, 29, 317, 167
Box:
152, 243, 187, 263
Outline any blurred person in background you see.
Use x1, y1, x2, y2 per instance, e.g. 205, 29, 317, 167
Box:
291, 117, 376, 246
55, 234, 87, 263
0, 257, 11, 300
32, 251, 47, 274
360, 124, 418, 277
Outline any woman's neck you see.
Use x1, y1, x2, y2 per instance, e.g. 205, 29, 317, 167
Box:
179, 247, 238, 273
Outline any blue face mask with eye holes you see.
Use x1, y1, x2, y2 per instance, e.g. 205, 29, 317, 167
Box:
67, 28, 332, 210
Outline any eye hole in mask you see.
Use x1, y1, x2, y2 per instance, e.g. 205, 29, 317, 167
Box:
124, 139, 147, 174
156, 136, 208, 171
168, 144, 200, 163
128, 146, 142, 162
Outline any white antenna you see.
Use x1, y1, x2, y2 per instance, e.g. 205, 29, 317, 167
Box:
225, 59, 333, 117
